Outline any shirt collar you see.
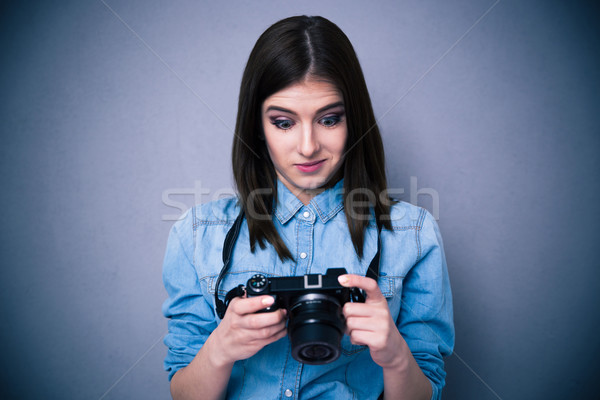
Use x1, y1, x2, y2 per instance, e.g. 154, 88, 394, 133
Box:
274, 179, 345, 225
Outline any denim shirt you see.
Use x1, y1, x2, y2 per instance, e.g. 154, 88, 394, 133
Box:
162, 180, 454, 400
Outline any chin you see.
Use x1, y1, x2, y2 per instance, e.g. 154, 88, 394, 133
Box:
301, 177, 328, 189
304, 179, 338, 193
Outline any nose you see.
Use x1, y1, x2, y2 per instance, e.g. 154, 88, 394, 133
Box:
297, 124, 320, 157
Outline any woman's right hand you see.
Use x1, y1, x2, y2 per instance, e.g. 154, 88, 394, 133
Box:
170, 296, 286, 399
209, 295, 288, 367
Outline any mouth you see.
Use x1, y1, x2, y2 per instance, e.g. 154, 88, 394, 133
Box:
295, 159, 326, 173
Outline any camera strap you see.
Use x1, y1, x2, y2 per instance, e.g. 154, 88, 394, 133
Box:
215, 209, 246, 319
215, 209, 382, 319
366, 220, 383, 282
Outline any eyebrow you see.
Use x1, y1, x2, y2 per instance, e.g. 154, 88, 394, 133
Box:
265, 101, 345, 116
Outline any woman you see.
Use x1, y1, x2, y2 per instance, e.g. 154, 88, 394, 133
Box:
162, 15, 454, 400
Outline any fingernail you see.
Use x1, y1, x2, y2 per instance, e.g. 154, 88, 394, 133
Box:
338, 275, 349, 286
262, 296, 274, 306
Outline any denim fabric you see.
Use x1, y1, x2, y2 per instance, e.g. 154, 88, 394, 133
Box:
162, 179, 454, 400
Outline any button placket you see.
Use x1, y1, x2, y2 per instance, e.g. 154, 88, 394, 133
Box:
279, 352, 302, 400
295, 206, 314, 276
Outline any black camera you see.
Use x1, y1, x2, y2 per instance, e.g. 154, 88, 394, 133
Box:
244, 268, 364, 365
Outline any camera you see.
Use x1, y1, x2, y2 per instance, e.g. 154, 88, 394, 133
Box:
244, 268, 364, 365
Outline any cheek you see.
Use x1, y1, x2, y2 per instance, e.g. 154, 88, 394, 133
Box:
264, 141, 281, 166
328, 129, 348, 158
264, 132, 289, 164
262, 126, 277, 151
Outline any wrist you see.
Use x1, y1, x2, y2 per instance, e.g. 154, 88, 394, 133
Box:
382, 336, 412, 372
204, 333, 236, 370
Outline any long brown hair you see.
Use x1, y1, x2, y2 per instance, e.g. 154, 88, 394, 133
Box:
232, 16, 392, 261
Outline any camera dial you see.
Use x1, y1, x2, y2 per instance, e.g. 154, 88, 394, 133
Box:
248, 274, 268, 292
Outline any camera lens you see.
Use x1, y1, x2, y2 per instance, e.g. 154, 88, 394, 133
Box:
288, 293, 345, 365
300, 343, 332, 361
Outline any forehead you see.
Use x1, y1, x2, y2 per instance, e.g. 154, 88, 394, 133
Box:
262, 79, 343, 110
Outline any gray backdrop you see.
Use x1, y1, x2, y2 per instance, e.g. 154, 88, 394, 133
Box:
1, 1, 598, 399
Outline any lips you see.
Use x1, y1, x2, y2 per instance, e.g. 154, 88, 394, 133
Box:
295, 159, 325, 173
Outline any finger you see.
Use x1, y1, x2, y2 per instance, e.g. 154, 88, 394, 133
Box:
345, 315, 386, 333
244, 312, 288, 340
251, 323, 288, 346
265, 325, 288, 343
229, 295, 277, 315
344, 302, 388, 319
244, 309, 287, 330
337, 274, 385, 302
248, 319, 287, 341
348, 330, 385, 350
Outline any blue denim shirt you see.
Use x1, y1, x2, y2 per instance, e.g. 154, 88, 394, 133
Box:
162, 180, 454, 399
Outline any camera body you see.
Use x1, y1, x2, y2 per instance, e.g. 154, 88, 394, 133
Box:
244, 268, 364, 365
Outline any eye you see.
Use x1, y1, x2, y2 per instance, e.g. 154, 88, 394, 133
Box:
271, 119, 294, 130
319, 114, 342, 127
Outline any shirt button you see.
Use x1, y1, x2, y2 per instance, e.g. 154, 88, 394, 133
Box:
300, 252, 307, 259
284, 389, 293, 397
303, 211, 310, 218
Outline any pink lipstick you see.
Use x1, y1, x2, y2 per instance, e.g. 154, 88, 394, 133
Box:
296, 160, 325, 173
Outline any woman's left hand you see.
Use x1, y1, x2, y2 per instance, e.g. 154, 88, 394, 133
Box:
338, 274, 407, 369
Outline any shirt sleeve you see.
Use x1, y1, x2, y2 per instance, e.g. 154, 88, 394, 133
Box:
161, 209, 218, 381
398, 209, 455, 400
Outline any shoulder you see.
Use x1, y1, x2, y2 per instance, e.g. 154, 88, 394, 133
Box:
169, 196, 240, 238
165, 196, 241, 268
190, 196, 241, 225
388, 201, 430, 230
385, 201, 443, 262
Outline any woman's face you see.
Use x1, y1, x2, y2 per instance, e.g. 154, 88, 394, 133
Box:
261, 78, 347, 204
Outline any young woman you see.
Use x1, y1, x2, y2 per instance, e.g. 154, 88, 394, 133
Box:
162, 16, 454, 400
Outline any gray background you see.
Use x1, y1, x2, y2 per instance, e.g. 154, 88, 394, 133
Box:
1, 0, 598, 399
